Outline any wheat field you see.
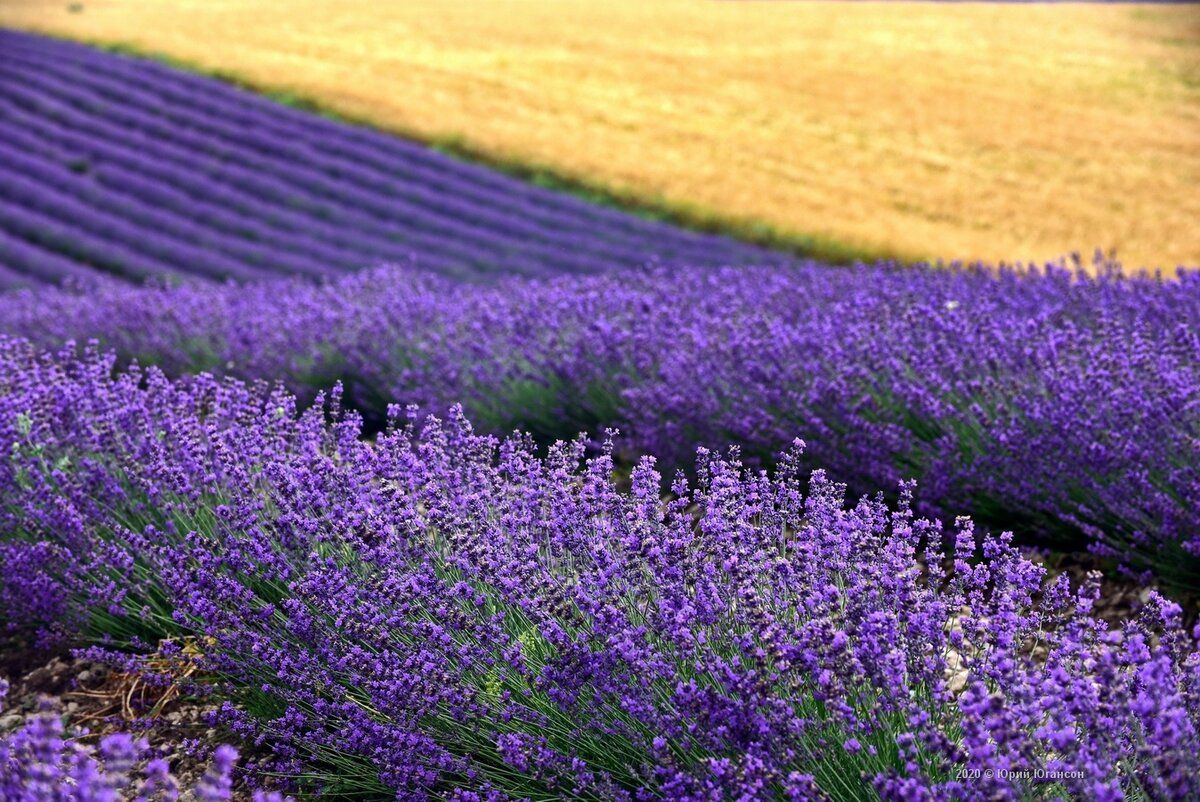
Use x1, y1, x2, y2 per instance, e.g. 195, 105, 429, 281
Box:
3, 0, 1198, 269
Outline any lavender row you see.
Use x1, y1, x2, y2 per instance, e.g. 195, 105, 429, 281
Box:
3, 257, 1198, 588
0, 152, 276, 283
0, 82, 549, 280
0, 72, 595, 276
1, 338, 1197, 800
0, 193, 182, 281
0, 104, 489, 279
0, 137, 344, 280
0, 29, 777, 285
0, 227, 100, 286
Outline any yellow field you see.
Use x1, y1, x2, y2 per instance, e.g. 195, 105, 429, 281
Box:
3, 0, 1198, 268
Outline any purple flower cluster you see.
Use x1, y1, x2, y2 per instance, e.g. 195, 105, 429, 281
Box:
3, 257, 1197, 587
1, 338, 1197, 800
0, 30, 778, 288
0, 678, 281, 802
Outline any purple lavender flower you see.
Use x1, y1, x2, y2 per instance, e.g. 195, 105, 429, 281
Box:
194, 745, 238, 801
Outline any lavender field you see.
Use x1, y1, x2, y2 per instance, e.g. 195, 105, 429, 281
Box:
1, 26, 1199, 802
0, 30, 775, 287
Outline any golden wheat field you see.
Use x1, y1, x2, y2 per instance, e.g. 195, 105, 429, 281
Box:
4, 0, 1198, 268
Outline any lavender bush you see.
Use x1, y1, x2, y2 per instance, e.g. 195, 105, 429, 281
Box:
3, 258, 1197, 588
1, 337, 1197, 800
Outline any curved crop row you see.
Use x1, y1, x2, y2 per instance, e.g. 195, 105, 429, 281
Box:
0, 30, 780, 287
3, 258, 1197, 590
0, 337, 1197, 801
